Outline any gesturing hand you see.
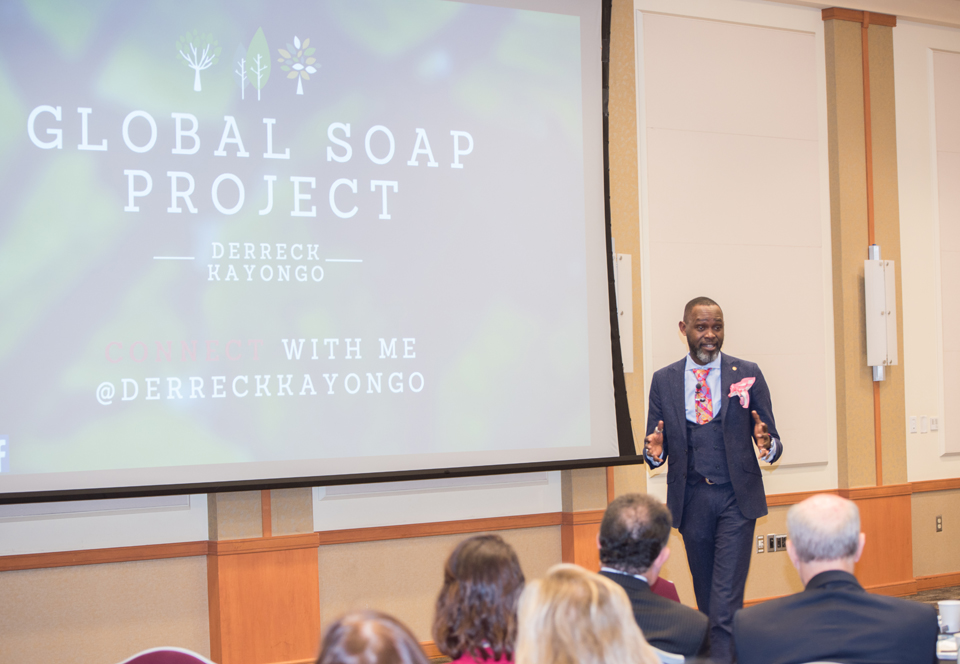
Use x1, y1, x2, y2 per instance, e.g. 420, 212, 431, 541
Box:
644, 420, 664, 463
752, 410, 772, 460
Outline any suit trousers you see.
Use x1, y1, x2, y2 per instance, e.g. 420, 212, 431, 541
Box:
679, 479, 755, 664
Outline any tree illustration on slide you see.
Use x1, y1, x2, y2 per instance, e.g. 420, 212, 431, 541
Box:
234, 45, 249, 100
247, 28, 271, 101
176, 30, 221, 92
278, 36, 317, 95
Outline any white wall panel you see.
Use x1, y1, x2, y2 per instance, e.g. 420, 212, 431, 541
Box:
636, 0, 837, 494
0, 494, 208, 556
936, 62, 960, 454
313, 471, 562, 531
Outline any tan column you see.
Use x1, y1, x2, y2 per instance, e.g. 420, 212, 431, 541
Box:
207, 489, 320, 664
560, 468, 608, 570
608, 0, 647, 498
823, 8, 912, 593
823, 9, 906, 489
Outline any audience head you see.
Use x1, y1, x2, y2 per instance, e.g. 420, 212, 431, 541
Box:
598, 493, 672, 580
786, 494, 866, 582
515, 563, 658, 664
316, 610, 429, 664
433, 534, 525, 661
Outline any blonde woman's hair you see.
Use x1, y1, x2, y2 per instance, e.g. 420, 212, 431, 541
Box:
515, 564, 659, 664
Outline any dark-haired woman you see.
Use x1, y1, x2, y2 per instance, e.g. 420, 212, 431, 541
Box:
433, 534, 525, 664
316, 611, 429, 664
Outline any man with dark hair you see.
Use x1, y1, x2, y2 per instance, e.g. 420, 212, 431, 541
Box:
643, 297, 783, 663
598, 493, 709, 658
733, 494, 938, 664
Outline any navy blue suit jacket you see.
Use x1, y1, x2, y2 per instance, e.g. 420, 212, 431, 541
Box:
733, 570, 938, 664
644, 354, 782, 524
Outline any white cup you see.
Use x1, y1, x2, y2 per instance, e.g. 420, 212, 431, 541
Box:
940, 600, 960, 633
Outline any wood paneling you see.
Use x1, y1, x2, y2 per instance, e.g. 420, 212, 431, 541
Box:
839, 482, 912, 500
852, 492, 913, 589
822, 8, 897, 27
0, 541, 209, 572
913, 478, 960, 493
560, 509, 605, 526
211, 533, 319, 555
209, 544, 321, 664
864, 579, 917, 596
315, 513, 562, 545
208, 551, 223, 662
744, 576, 917, 607
766, 490, 836, 507
561, 510, 604, 571
917, 571, 960, 591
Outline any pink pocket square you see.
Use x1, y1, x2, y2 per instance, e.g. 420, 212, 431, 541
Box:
728, 377, 756, 408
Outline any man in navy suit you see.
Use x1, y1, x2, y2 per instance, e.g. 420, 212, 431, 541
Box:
643, 297, 783, 663
598, 493, 710, 658
733, 494, 938, 664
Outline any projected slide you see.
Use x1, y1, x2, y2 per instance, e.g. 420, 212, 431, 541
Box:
0, 0, 616, 496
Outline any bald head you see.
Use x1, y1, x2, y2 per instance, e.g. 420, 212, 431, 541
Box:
787, 494, 861, 563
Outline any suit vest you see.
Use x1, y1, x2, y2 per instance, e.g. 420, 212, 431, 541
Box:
686, 418, 731, 485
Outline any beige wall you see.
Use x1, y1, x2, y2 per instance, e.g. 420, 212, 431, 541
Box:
912, 490, 960, 577
317, 526, 561, 641
658, 505, 805, 608
0, 557, 209, 664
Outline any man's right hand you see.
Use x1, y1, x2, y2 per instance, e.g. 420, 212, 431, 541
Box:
644, 420, 664, 463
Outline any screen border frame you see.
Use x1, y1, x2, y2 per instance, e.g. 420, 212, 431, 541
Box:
0, 0, 641, 507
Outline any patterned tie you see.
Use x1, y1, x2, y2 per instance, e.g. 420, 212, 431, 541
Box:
693, 368, 712, 425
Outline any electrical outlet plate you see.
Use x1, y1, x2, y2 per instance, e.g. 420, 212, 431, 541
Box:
937, 516, 943, 532
756, 535, 765, 554
909, 416, 918, 433
932, 417, 939, 432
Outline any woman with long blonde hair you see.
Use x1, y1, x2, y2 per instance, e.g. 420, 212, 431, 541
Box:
515, 564, 659, 664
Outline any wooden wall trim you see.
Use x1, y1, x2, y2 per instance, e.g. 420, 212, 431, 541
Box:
821, 8, 897, 27
211, 533, 319, 556
0, 540, 209, 572
207, 550, 223, 663
560, 509, 606, 526
7, 483, 960, 572
864, 579, 917, 596
315, 512, 563, 546
912, 478, 960, 493
744, 577, 917, 607
839, 482, 912, 500
768, 481, 950, 506
766, 490, 834, 507
917, 571, 960, 591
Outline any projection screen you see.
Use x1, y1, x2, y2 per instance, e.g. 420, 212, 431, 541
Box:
0, 0, 633, 502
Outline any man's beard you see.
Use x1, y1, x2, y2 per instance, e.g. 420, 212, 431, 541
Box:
692, 344, 720, 364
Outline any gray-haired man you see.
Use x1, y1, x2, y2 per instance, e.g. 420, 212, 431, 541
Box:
733, 493, 938, 664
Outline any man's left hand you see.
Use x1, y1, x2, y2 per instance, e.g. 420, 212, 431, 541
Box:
752, 410, 772, 460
